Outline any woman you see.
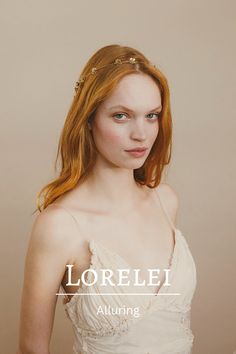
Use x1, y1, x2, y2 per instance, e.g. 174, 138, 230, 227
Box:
17, 44, 197, 354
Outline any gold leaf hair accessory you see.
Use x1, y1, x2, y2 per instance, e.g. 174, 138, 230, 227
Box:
74, 57, 157, 93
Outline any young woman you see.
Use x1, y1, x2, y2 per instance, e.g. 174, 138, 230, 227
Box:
17, 44, 197, 354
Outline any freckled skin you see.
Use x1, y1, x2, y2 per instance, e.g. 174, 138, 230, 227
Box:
91, 73, 161, 169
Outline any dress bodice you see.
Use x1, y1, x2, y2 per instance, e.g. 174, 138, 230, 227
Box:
54, 188, 197, 354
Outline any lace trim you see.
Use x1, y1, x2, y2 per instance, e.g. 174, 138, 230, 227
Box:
180, 310, 194, 344
65, 309, 130, 338
62, 239, 99, 307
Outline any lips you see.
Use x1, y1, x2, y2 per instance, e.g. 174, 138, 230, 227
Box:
125, 147, 148, 152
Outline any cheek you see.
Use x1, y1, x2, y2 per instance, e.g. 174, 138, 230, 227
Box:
96, 125, 123, 146
151, 122, 159, 140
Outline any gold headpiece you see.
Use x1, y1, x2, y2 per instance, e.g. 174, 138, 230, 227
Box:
74, 57, 156, 93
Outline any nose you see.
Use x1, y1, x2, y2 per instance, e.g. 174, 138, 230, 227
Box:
130, 118, 147, 141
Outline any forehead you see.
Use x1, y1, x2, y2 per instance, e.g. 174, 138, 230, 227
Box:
102, 73, 162, 111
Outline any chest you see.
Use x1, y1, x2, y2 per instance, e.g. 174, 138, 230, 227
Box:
76, 209, 175, 286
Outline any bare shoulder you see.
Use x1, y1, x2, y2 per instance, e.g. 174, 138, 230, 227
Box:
29, 204, 82, 263
18, 205, 84, 351
157, 183, 179, 208
155, 183, 179, 224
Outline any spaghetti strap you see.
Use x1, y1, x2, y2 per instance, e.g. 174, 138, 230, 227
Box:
49, 203, 82, 304
154, 187, 176, 233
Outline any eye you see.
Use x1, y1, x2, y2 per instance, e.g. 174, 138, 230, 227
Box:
146, 112, 161, 120
112, 112, 161, 121
113, 113, 128, 120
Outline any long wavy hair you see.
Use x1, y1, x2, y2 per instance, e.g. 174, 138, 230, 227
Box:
35, 44, 172, 213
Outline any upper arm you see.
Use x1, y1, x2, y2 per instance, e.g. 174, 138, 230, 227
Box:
18, 206, 77, 353
157, 183, 179, 226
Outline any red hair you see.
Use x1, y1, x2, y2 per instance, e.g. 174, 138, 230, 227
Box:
35, 44, 172, 213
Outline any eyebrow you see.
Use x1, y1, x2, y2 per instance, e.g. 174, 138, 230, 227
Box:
108, 104, 162, 113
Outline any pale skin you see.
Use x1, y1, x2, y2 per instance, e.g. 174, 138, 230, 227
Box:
17, 73, 179, 354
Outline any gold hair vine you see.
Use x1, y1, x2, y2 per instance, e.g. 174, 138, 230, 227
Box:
74, 57, 157, 92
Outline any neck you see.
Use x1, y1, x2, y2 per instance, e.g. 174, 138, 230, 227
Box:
76, 161, 148, 214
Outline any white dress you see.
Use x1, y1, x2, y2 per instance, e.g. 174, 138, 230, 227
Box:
56, 188, 197, 354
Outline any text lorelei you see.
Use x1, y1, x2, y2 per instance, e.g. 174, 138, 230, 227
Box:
65, 265, 171, 288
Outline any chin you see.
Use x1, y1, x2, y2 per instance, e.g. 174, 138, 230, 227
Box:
104, 155, 146, 169
122, 161, 146, 170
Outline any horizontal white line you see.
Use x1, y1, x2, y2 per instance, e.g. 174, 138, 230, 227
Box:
56, 293, 181, 296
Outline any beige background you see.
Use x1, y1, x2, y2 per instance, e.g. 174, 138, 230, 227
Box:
1, 1, 235, 353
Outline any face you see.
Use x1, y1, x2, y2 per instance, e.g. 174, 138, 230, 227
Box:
90, 73, 162, 169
